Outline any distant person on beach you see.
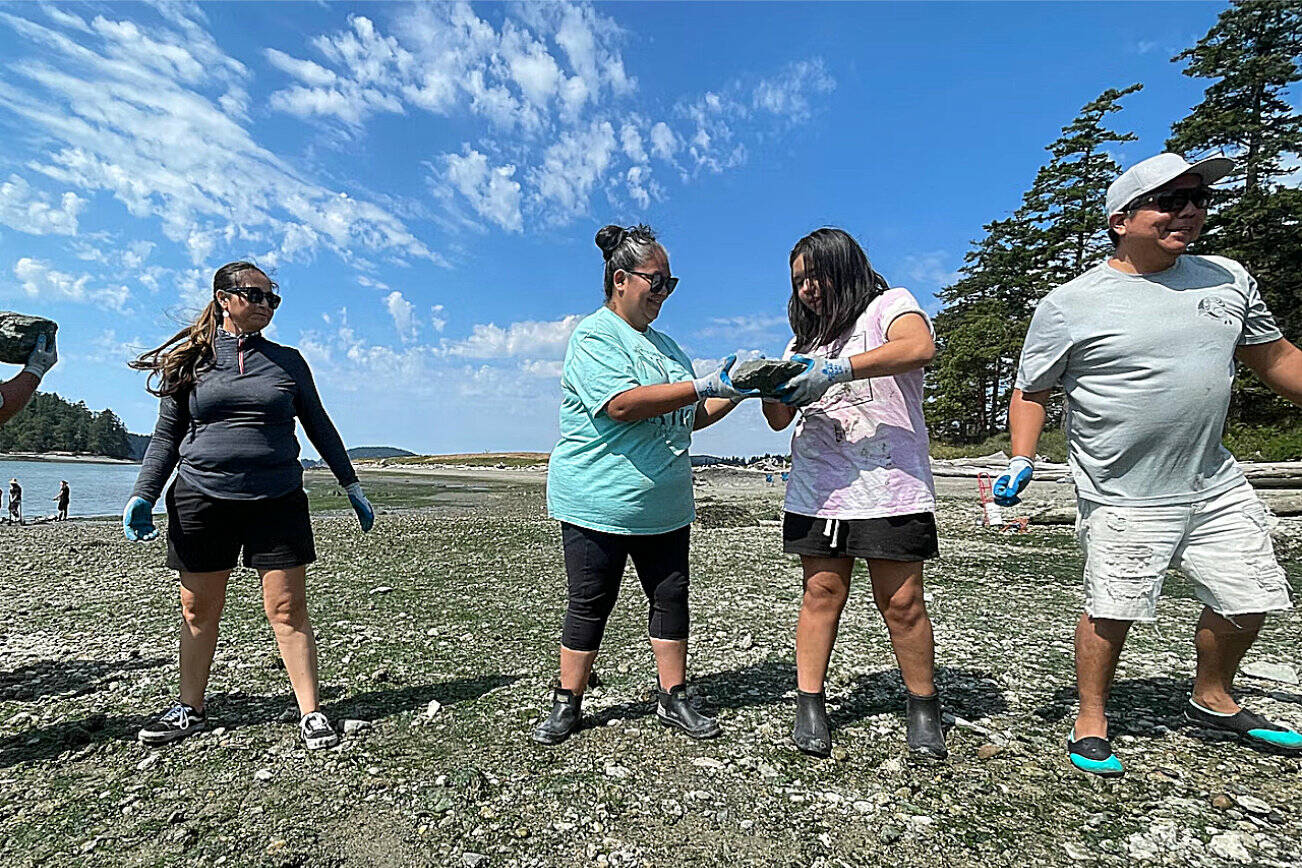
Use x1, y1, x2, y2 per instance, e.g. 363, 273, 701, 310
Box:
994, 153, 1302, 777
54, 480, 69, 521
762, 227, 946, 760
0, 332, 58, 427
7, 478, 21, 524
123, 260, 375, 751
534, 224, 759, 745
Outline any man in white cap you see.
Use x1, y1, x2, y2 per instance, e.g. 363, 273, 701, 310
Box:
993, 152, 1302, 776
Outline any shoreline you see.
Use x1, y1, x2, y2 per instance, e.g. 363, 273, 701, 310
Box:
0, 452, 138, 465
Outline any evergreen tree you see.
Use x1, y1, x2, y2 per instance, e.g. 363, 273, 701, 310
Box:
1166, 0, 1302, 426
928, 85, 1141, 441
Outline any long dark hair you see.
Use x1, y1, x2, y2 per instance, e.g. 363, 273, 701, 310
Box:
595, 223, 663, 300
129, 261, 274, 397
788, 227, 890, 353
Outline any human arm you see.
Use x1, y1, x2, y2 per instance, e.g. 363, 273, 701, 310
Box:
991, 388, 1051, 506
692, 398, 741, 431
0, 334, 57, 426
130, 393, 188, 504
778, 312, 936, 407
762, 400, 797, 431
291, 354, 372, 530
1237, 338, 1302, 406
607, 354, 756, 423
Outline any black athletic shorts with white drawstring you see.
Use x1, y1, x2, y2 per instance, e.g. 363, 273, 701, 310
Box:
782, 512, 939, 561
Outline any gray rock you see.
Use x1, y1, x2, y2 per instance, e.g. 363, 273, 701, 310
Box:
1208, 831, 1253, 863
729, 359, 806, 396
0, 312, 58, 365
1234, 795, 1270, 815
342, 719, 370, 735
461, 854, 487, 868
1239, 660, 1299, 685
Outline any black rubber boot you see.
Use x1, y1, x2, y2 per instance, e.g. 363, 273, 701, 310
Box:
905, 691, 948, 760
656, 684, 722, 739
532, 688, 583, 745
792, 690, 832, 758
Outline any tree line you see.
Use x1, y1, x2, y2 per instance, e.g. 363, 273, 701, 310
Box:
0, 392, 133, 459
927, 0, 1301, 450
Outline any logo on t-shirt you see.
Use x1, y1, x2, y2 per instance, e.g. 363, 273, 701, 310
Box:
1196, 296, 1235, 326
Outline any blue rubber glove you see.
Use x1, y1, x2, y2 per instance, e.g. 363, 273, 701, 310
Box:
123, 496, 157, 541
776, 354, 854, 407
22, 333, 58, 380
691, 354, 760, 401
345, 482, 375, 532
992, 457, 1034, 506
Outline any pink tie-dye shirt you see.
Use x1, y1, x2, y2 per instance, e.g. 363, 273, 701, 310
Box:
783, 287, 936, 520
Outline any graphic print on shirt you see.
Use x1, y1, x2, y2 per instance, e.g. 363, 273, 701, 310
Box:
1196, 295, 1235, 327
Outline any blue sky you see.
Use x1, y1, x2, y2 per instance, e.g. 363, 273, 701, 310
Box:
0, 1, 1244, 457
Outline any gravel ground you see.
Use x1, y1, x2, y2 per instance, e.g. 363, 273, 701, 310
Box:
0, 469, 1299, 867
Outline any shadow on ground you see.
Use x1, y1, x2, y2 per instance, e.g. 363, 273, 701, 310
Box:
0, 655, 170, 702
0, 674, 518, 768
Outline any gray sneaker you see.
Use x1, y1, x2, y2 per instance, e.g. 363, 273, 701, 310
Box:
300, 711, 340, 749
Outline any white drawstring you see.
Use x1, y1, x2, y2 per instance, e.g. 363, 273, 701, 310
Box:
822, 517, 841, 548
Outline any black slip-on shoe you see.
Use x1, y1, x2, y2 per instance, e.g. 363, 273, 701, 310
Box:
656, 684, 721, 739
1185, 701, 1302, 753
532, 688, 583, 745
138, 702, 206, 746
905, 691, 948, 760
1066, 728, 1124, 777
792, 690, 832, 758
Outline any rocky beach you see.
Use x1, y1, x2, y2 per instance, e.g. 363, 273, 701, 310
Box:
0, 467, 1298, 867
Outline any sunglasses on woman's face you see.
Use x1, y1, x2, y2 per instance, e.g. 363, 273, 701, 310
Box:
625, 269, 679, 297
1127, 186, 1214, 214
225, 286, 282, 309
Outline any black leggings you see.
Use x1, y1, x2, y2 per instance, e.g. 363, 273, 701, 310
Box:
560, 522, 691, 652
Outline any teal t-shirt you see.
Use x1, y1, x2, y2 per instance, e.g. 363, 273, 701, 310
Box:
547, 306, 697, 535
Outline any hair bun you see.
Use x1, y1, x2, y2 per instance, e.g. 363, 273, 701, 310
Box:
595, 225, 628, 259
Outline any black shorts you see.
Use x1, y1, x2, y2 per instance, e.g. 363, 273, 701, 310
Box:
165, 475, 316, 573
782, 511, 939, 561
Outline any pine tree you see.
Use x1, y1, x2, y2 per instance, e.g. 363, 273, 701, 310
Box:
1167, 0, 1302, 426
928, 85, 1142, 441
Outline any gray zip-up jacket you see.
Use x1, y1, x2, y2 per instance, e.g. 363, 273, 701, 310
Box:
131, 329, 358, 503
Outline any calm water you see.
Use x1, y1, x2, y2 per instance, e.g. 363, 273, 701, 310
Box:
0, 459, 156, 519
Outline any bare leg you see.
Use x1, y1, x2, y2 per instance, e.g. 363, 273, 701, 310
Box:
559, 646, 599, 695
651, 638, 687, 689
795, 557, 854, 693
178, 570, 231, 710
1191, 607, 1265, 714
867, 559, 936, 696
1072, 613, 1132, 740
261, 566, 321, 716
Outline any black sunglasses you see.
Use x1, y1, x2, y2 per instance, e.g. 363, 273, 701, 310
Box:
223, 286, 282, 309
625, 269, 679, 297
1126, 186, 1215, 214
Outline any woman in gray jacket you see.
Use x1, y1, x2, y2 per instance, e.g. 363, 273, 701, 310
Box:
124, 261, 374, 749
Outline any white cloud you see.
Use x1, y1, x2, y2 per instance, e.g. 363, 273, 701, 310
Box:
690, 349, 765, 377
264, 47, 338, 88
443, 148, 523, 232
752, 59, 836, 123
0, 7, 435, 267
11, 256, 128, 310
695, 315, 789, 343
528, 120, 617, 218
521, 358, 563, 378
649, 122, 679, 161
441, 314, 582, 359
430, 304, 446, 332
0, 174, 84, 235
899, 251, 962, 296
384, 290, 418, 343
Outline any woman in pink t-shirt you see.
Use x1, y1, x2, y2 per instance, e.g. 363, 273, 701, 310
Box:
762, 227, 946, 760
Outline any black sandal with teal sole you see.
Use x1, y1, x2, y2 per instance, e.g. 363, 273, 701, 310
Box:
1067, 729, 1124, 777
1185, 702, 1302, 753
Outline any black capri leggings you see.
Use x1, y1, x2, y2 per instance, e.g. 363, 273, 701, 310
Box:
561, 522, 691, 652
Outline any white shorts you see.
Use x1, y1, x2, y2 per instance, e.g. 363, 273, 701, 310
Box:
1076, 481, 1292, 621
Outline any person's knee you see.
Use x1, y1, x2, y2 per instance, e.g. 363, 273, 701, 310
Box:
264, 592, 308, 632
803, 574, 849, 614
880, 589, 926, 632
180, 592, 223, 631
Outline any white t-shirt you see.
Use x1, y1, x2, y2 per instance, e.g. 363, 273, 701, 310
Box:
784, 288, 937, 519
1015, 255, 1282, 506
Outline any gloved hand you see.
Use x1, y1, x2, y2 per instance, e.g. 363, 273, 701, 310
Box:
776, 354, 854, 407
692, 354, 760, 401
123, 496, 157, 541
992, 456, 1034, 506
345, 482, 375, 532
22, 333, 58, 380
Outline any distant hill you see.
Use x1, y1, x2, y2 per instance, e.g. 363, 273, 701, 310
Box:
127, 433, 150, 461
346, 446, 416, 460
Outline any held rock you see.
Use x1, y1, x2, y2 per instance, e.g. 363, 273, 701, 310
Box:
0, 312, 58, 365
729, 359, 807, 397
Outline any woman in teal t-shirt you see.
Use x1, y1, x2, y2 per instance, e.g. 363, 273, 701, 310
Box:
534, 224, 757, 745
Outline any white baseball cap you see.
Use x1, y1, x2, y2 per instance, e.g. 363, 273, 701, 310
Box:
1105, 152, 1235, 217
